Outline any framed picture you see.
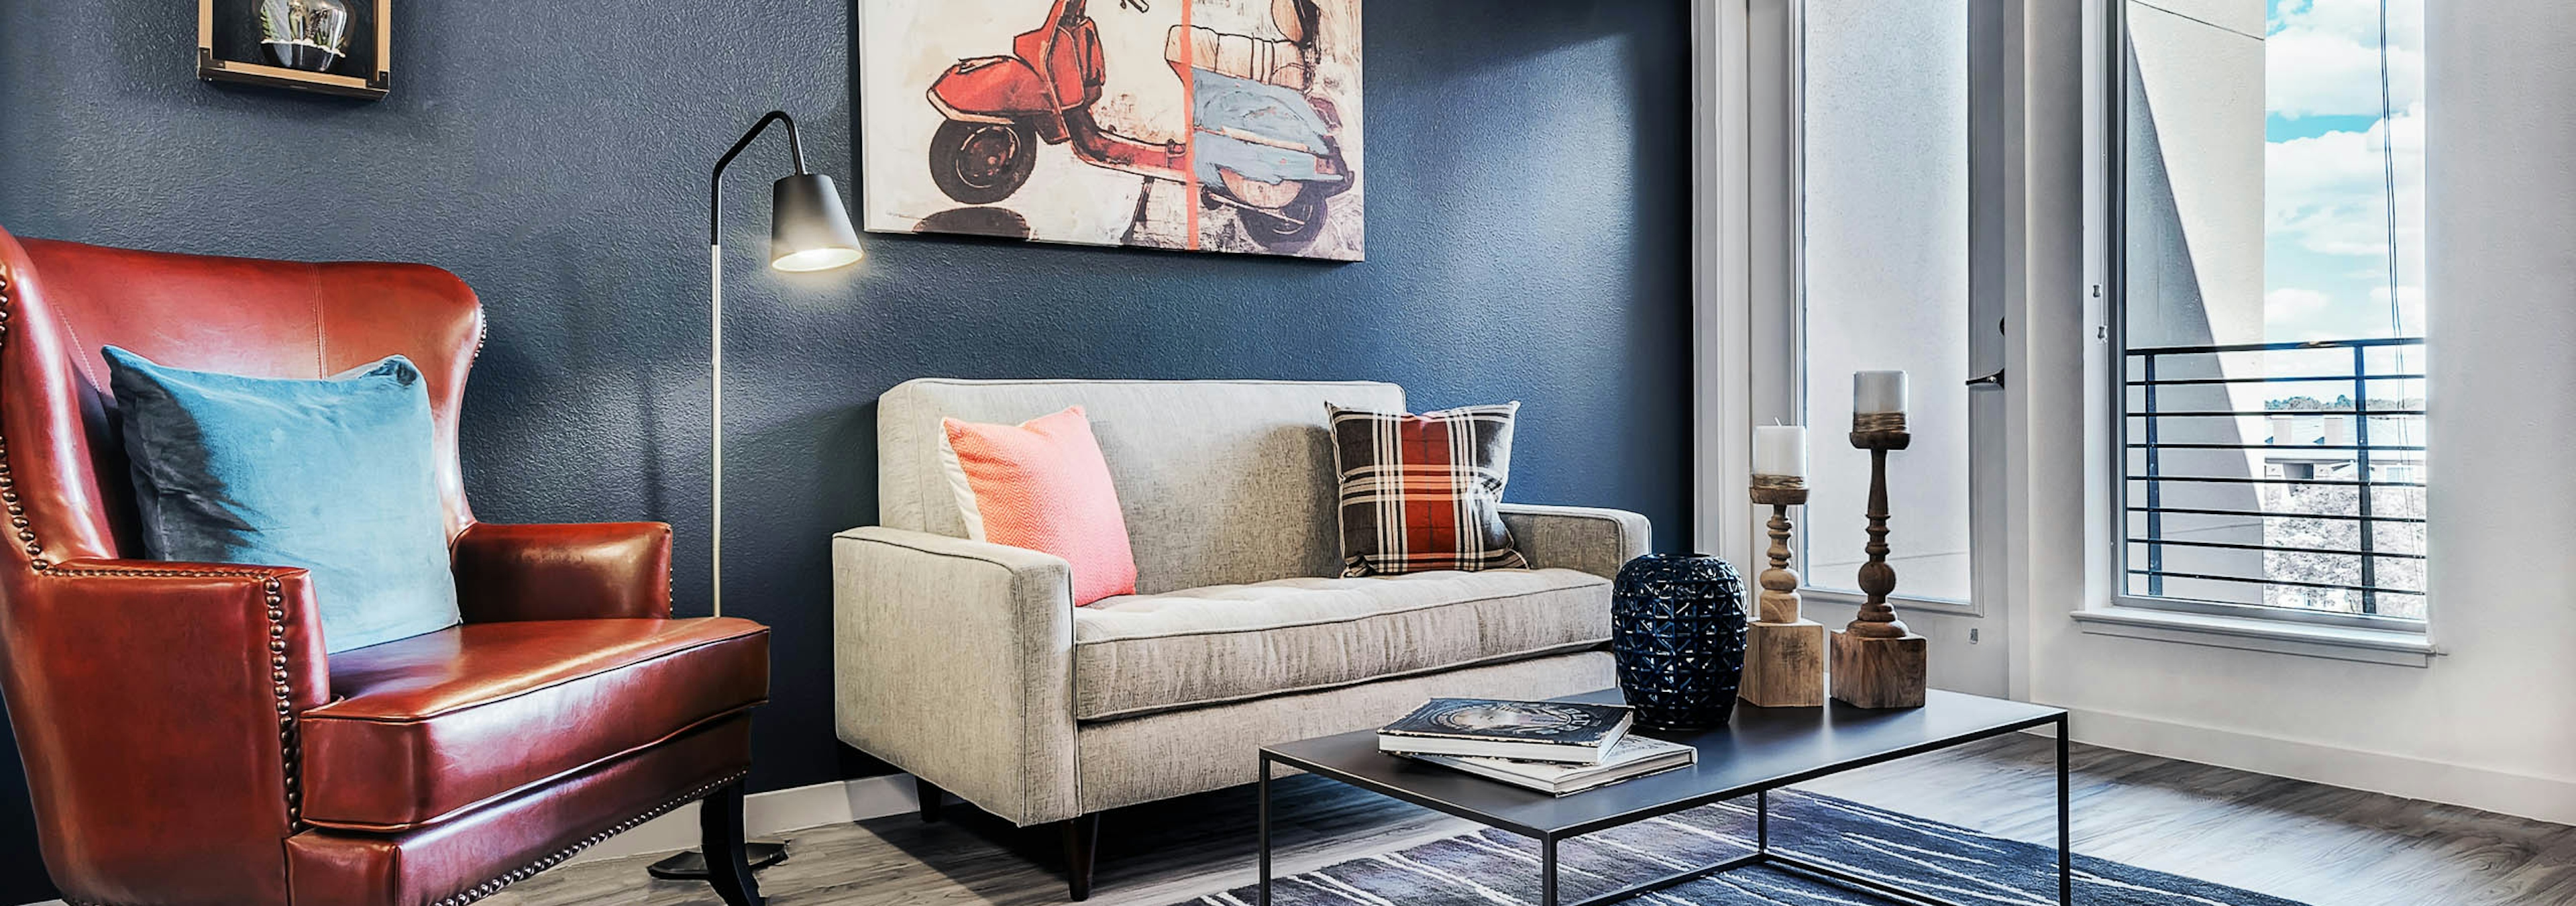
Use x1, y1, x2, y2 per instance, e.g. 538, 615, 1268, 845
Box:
198, 0, 392, 100
861, 0, 1364, 260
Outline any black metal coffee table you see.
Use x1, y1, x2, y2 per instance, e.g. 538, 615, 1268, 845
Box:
1258, 689, 2070, 906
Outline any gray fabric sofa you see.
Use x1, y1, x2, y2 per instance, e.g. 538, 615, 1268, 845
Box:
832, 379, 1648, 898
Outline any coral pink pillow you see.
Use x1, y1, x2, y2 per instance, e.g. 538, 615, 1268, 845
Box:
938, 406, 1139, 606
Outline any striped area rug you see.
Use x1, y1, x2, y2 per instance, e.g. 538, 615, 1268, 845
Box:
1189, 789, 2305, 905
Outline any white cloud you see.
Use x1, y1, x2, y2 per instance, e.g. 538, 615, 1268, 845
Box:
2266, 287, 2331, 319
2256, 2, 2428, 346
2264, 103, 2424, 264
2263, 284, 2420, 342
2265, 0, 2423, 119
2262, 287, 2334, 340
2368, 284, 2428, 336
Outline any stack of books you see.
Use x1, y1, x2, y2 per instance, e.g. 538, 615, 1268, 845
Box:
1375, 698, 1696, 796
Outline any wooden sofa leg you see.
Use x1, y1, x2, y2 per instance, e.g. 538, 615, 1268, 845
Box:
916, 776, 945, 823
1061, 812, 1102, 901
701, 779, 765, 906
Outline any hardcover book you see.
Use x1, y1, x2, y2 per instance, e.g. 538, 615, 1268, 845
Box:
1377, 698, 1635, 764
1405, 734, 1698, 796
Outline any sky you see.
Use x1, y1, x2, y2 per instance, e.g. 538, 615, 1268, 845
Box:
2259, 0, 2426, 344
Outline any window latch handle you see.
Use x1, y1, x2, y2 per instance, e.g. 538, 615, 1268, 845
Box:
1966, 369, 2006, 391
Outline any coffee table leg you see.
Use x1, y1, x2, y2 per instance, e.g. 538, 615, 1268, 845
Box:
1258, 753, 1273, 906
2057, 715, 2072, 905
1757, 789, 1769, 854
1541, 836, 1559, 906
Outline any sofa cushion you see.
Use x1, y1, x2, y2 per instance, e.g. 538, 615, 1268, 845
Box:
1328, 402, 1529, 576
297, 618, 769, 832
1071, 568, 1609, 721
941, 406, 1138, 605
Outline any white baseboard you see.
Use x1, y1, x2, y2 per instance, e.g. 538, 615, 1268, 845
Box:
2066, 705, 2576, 826
569, 772, 921, 864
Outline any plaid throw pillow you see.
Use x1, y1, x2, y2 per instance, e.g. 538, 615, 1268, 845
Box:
1328, 402, 1529, 576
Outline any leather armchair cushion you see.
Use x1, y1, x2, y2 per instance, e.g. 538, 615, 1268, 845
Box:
297, 618, 769, 832
287, 715, 753, 906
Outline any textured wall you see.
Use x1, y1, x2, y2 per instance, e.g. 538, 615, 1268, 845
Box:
0, 0, 1688, 899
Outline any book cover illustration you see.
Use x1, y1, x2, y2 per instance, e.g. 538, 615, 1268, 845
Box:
1381, 699, 1632, 747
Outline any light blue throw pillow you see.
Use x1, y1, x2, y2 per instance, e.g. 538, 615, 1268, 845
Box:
105, 346, 462, 653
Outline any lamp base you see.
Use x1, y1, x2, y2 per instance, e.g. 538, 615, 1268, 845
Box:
645, 842, 788, 880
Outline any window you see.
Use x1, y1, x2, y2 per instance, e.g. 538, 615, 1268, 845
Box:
2114, 0, 2426, 627
1796, 0, 1984, 608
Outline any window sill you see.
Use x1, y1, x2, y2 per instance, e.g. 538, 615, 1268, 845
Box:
2069, 606, 2437, 667
1803, 587, 1982, 619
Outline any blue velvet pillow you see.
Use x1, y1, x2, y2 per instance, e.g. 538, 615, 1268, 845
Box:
105, 346, 462, 653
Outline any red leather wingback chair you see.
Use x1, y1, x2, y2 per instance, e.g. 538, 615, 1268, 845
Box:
0, 227, 771, 906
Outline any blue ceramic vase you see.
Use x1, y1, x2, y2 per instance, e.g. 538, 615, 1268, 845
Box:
1611, 552, 1750, 730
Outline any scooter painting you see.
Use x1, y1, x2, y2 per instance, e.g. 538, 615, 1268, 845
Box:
863, 0, 1363, 259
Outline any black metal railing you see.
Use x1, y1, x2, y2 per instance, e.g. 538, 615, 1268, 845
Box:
2125, 337, 2426, 616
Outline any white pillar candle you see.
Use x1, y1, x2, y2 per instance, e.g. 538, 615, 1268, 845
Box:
1753, 425, 1808, 479
1854, 370, 1910, 415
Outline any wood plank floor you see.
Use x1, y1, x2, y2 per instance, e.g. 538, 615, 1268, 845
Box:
487, 735, 2576, 906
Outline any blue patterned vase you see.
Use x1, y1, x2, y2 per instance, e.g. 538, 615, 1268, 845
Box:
1611, 552, 1749, 730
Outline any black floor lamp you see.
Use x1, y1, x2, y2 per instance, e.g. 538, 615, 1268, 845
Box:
649, 108, 863, 883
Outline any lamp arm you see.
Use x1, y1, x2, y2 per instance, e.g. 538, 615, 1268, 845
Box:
707, 110, 810, 246
704, 109, 804, 619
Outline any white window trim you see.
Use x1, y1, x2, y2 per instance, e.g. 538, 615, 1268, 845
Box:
1690, 0, 1754, 560
1762, 0, 1995, 622
2074, 0, 2440, 667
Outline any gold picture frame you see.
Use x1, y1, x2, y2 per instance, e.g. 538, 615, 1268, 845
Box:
197, 0, 392, 100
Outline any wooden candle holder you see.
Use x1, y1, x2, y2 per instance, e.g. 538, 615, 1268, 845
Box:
1831, 423, 1927, 709
1742, 479, 1824, 707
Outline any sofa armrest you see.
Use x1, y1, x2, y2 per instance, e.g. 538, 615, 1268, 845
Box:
4, 560, 330, 904
830, 525, 1080, 826
1501, 503, 1652, 579
451, 521, 673, 622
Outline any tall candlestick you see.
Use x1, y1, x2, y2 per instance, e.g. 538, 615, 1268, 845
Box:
1831, 421, 1926, 709
1752, 425, 1808, 479
1849, 444, 1909, 639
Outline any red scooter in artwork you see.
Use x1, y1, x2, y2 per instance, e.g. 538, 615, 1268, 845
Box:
923, 0, 1352, 249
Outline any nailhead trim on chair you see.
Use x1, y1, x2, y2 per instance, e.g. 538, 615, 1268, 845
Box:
0, 266, 34, 572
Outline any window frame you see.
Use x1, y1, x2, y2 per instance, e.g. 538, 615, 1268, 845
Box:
1779, 0, 1994, 620
2101, 1, 2430, 636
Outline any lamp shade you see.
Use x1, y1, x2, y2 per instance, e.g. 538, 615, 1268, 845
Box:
768, 173, 864, 272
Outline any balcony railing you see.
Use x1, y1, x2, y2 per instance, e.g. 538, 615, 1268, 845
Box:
2124, 337, 2427, 620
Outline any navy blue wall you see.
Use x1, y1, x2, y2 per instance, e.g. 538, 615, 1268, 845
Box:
0, 0, 1688, 899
